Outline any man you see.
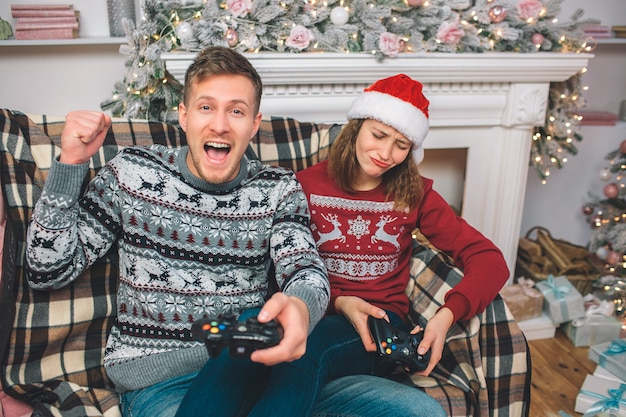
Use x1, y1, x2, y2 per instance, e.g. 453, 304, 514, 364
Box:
25, 46, 329, 417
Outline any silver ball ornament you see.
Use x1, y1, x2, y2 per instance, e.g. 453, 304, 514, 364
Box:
175, 21, 193, 42
330, 6, 349, 26
599, 167, 612, 182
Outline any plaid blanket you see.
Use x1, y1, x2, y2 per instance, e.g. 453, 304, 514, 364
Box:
402, 241, 531, 416
0, 109, 530, 416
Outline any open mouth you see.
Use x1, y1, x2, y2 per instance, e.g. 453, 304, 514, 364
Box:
204, 141, 231, 161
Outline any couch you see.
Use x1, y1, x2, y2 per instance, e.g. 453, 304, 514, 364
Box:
0, 109, 531, 417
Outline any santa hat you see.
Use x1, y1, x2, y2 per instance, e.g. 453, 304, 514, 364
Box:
347, 74, 430, 165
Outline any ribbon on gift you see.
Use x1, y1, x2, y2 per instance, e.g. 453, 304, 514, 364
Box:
517, 277, 543, 298
579, 383, 626, 417
600, 339, 626, 367
541, 274, 570, 299
540, 274, 571, 323
572, 300, 616, 327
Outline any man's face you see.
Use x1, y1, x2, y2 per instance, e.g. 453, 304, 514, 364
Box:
179, 74, 262, 184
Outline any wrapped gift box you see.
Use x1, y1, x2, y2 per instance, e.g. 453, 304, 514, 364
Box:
517, 312, 556, 341
590, 339, 626, 381
575, 374, 626, 415
536, 275, 585, 325
595, 364, 626, 383
561, 301, 622, 347
500, 279, 543, 322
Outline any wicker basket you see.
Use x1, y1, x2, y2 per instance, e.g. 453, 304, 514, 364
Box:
515, 226, 604, 295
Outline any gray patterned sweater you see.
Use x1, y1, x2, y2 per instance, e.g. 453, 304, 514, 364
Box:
25, 145, 329, 392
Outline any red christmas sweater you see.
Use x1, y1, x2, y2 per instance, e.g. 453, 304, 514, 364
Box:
296, 160, 509, 322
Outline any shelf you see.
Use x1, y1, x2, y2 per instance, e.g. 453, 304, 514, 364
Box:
0, 37, 127, 47
596, 38, 626, 45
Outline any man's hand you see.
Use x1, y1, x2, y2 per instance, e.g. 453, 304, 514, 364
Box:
249, 292, 310, 366
334, 295, 387, 352
411, 307, 454, 376
59, 111, 112, 165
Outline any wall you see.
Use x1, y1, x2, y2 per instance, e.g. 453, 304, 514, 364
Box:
520, 0, 626, 247
0, 0, 130, 116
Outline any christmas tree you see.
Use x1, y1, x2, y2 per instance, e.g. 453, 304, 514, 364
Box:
583, 140, 626, 276
100, 0, 598, 179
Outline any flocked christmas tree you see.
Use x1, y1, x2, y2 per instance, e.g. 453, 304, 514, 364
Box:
583, 140, 626, 276
100, 0, 598, 179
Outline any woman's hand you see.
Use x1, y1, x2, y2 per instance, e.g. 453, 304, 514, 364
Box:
412, 307, 454, 376
334, 295, 386, 352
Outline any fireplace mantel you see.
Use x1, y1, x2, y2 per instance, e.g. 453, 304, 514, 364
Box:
163, 51, 592, 281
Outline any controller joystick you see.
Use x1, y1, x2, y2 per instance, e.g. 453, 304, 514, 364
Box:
367, 316, 430, 373
192, 312, 283, 358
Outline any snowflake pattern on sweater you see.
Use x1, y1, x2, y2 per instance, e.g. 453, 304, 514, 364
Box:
26, 145, 329, 391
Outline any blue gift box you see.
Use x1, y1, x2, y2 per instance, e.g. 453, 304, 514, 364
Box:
536, 275, 585, 325
562, 300, 622, 347
590, 339, 626, 382
575, 374, 626, 416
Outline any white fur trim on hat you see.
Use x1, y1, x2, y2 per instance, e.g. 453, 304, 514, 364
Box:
347, 90, 429, 165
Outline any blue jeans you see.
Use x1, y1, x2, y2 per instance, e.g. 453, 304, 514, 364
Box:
173, 310, 444, 417
121, 373, 445, 417
122, 311, 446, 417
244, 312, 410, 417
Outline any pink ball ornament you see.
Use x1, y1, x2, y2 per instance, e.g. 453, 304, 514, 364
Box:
531, 33, 544, 46
607, 250, 621, 265
224, 28, 239, 47
604, 183, 620, 199
620, 139, 626, 155
488, 6, 507, 23
582, 205, 594, 216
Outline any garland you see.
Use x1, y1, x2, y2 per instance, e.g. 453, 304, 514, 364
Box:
101, 0, 598, 180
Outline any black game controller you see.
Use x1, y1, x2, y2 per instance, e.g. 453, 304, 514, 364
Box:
367, 316, 430, 372
192, 312, 283, 358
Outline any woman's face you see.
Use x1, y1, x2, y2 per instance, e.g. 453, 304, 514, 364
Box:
353, 119, 412, 190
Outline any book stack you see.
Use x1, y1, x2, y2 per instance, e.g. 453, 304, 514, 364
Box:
582, 24, 613, 39
613, 26, 626, 39
11, 4, 79, 40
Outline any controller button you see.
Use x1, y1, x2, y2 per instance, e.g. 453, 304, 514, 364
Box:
386, 337, 392, 344
238, 325, 247, 332
385, 348, 392, 355
381, 341, 388, 348
202, 323, 211, 331
401, 347, 410, 356
218, 324, 226, 330
210, 327, 219, 334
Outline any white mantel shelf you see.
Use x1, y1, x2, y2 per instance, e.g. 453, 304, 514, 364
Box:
164, 51, 590, 85
163, 51, 593, 281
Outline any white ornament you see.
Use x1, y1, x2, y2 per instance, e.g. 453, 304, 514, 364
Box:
599, 167, 612, 182
330, 7, 349, 26
175, 21, 193, 42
